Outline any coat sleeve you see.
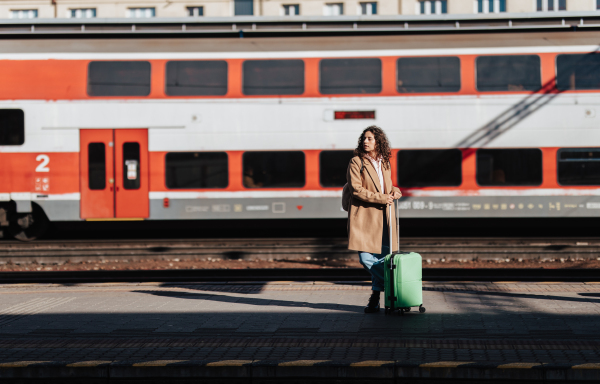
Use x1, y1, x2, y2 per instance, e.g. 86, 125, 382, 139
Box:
347, 157, 388, 205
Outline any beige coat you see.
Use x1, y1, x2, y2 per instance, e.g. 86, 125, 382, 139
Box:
347, 156, 401, 254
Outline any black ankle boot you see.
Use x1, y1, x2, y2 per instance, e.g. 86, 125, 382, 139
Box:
364, 290, 381, 313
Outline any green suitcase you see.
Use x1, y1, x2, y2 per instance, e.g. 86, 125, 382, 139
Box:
384, 202, 426, 315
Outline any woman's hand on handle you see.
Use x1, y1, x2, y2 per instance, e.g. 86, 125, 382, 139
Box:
392, 191, 402, 200
386, 194, 394, 205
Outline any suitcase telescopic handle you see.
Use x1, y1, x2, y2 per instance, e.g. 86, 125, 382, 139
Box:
388, 200, 400, 254
389, 203, 393, 253
397, 199, 400, 252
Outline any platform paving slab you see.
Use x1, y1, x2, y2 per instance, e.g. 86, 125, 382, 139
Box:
0, 281, 600, 382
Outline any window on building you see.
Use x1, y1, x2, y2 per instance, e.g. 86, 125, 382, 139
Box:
88, 61, 151, 97
69, 8, 96, 18
320, 150, 354, 187
476, 149, 542, 186
283, 4, 299, 15
476, 0, 506, 13
0, 109, 24, 146
556, 54, 600, 91
10, 9, 37, 19
126, 8, 155, 17
537, 0, 566, 11
558, 149, 600, 185
88, 143, 106, 190
397, 57, 460, 93
235, 0, 253, 15
187, 6, 203, 16
597, 0, 600, 10
243, 60, 304, 96
166, 152, 228, 189
243, 152, 305, 188
360, 2, 377, 15
397, 149, 462, 187
166, 61, 228, 96
320, 58, 381, 95
417, 0, 447, 15
324, 3, 344, 15
476, 55, 541, 92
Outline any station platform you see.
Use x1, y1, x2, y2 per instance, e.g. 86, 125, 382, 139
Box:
1, 280, 600, 383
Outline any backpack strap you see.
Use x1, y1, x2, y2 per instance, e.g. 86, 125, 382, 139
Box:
360, 158, 364, 173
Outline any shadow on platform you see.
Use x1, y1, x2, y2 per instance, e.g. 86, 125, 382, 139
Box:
423, 287, 600, 304
136, 290, 365, 313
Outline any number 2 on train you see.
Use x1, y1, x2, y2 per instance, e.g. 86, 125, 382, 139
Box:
35, 154, 50, 172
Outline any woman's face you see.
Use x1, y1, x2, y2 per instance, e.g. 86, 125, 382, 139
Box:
363, 131, 376, 155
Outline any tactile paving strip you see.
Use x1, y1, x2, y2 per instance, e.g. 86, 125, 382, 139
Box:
2, 282, 600, 294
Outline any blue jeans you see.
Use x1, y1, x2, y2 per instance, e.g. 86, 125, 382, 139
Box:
358, 223, 389, 292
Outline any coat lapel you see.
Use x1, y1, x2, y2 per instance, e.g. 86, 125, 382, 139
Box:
364, 160, 381, 193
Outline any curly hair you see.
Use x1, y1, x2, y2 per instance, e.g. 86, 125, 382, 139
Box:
354, 125, 392, 169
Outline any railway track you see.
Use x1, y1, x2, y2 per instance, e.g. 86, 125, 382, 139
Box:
1, 268, 600, 284
1, 237, 599, 264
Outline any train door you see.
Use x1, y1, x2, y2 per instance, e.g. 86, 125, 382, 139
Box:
80, 129, 149, 219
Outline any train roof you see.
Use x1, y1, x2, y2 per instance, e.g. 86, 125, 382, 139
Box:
0, 12, 599, 54
0, 11, 599, 39
0, 31, 599, 55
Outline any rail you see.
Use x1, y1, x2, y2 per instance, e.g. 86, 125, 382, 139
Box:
1, 237, 599, 264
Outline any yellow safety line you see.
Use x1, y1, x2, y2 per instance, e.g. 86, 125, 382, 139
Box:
497, 363, 544, 369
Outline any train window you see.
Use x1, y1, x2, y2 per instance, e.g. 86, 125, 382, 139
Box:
320, 150, 355, 187
122, 142, 141, 190
556, 54, 600, 90
243, 151, 305, 188
476, 149, 542, 186
397, 57, 461, 93
88, 61, 151, 96
320, 58, 382, 94
0, 109, 24, 145
88, 143, 106, 190
166, 152, 228, 189
397, 149, 462, 187
476, 55, 541, 92
242, 60, 304, 96
557, 149, 600, 185
165, 61, 228, 96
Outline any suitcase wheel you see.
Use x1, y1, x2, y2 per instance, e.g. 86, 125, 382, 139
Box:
419, 305, 426, 314
403, 307, 411, 312
384, 307, 389, 315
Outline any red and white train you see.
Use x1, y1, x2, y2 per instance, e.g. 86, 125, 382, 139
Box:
1, 15, 600, 239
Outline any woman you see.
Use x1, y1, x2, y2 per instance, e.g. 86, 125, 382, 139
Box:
346, 126, 402, 313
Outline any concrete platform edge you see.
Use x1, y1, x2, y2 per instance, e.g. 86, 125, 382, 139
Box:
1, 360, 600, 381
